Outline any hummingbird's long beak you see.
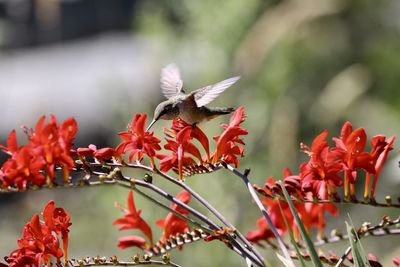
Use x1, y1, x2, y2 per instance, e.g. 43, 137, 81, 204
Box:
146, 119, 157, 132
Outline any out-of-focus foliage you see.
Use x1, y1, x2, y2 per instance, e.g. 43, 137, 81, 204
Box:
1, 0, 400, 266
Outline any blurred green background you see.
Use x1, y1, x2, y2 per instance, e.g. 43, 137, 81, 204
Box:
0, 0, 399, 266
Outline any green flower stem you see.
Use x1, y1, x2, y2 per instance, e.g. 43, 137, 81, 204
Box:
99, 161, 265, 267
223, 164, 293, 263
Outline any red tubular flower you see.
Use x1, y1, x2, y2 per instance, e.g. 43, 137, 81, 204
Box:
0, 145, 46, 190
116, 235, 147, 249
113, 191, 153, 248
29, 115, 78, 182
167, 119, 210, 159
116, 113, 161, 164
300, 130, 343, 200
368, 135, 395, 198
74, 144, 119, 161
5, 201, 71, 267
156, 191, 191, 246
247, 175, 339, 244
211, 106, 248, 166
245, 217, 275, 246
158, 127, 202, 180
332, 121, 374, 198
43, 201, 71, 263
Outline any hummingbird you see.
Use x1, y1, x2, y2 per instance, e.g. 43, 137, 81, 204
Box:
146, 64, 240, 131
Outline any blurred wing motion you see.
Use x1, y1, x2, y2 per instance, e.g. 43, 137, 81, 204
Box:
192, 76, 240, 107
160, 64, 184, 99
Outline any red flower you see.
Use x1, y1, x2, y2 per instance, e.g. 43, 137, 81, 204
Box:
245, 217, 275, 246
332, 122, 375, 181
368, 135, 395, 198
156, 191, 191, 246
43, 201, 71, 262
116, 113, 161, 163
167, 119, 210, 159
211, 106, 247, 167
113, 191, 153, 248
0, 145, 45, 190
158, 127, 202, 179
247, 175, 338, 244
300, 130, 343, 199
29, 115, 78, 181
74, 144, 119, 161
116, 235, 147, 249
4, 201, 71, 266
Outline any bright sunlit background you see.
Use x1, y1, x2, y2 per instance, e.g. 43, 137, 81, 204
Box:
1, 0, 400, 266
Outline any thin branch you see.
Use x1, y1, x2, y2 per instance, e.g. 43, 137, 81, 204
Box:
105, 171, 265, 267
133, 187, 214, 233
334, 246, 351, 267
222, 164, 292, 262
61, 257, 181, 267
0, 170, 264, 267
95, 161, 265, 267
254, 182, 400, 209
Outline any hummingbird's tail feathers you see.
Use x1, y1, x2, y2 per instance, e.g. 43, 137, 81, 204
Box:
203, 107, 236, 121
213, 107, 236, 114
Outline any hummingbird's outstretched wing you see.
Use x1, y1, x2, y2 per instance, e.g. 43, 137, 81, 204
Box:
160, 64, 184, 99
192, 76, 240, 107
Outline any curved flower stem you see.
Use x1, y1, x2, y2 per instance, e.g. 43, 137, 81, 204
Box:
94, 170, 265, 267
133, 187, 214, 233
313, 228, 400, 247
98, 161, 265, 266
335, 246, 352, 267
223, 164, 292, 262
63, 258, 181, 267
256, 189, 400, 208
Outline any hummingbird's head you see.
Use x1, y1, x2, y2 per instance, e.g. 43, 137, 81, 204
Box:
146, 100, 179, 131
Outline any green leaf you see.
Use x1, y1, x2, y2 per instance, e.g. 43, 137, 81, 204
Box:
277, 201, 307, 267
345, 221, 371, 267
276, 253, 296, 267
279, 180, 323, 267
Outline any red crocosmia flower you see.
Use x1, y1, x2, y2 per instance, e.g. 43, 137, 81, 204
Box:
368, 135, 395, 198
8, 214, 64, 266
116, 113, 161, 163
245, 217, 275, 246
211, 106, 247, 167
156, 191, 191, 246
167, 119, 210, 159
74, 144, 119, 160
332, 121, 375, 197
158, 127, 202, 180
0, 145, 46, 190
28, 115, 78, 181
0, 129, 18, 155
248, 176, 339, 244
113, 191, 153, 248
300, 130, 343, 200
43, 201, 71, 262
4, 248, 36, 267
301, 193, 339, 237
116, 235, 147, 249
